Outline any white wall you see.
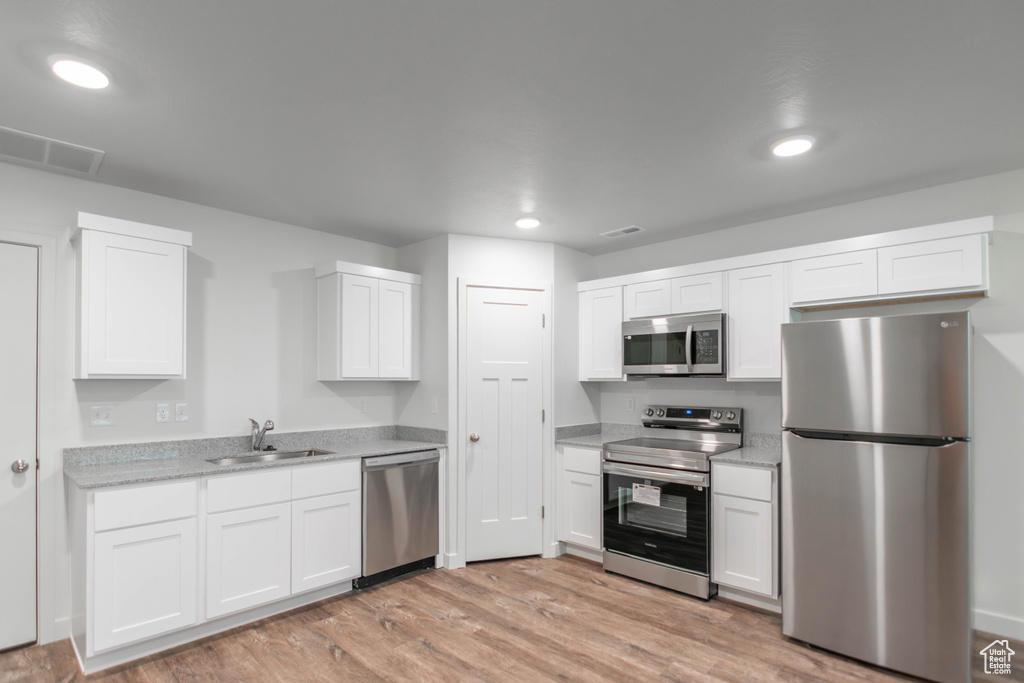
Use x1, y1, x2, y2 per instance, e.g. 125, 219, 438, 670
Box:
553, 245, 600, 427
592, 168, 1024, 639
397, 235, 448, 430
0, 162, 405, 643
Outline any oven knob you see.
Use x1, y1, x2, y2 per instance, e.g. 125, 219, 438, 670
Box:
644, 408, 654, 417
711, 410, 723, 420
656, 408, 666, 417
725, 411, 736, 421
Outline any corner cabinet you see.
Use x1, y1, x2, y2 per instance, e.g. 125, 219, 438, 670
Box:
72, 212, 191, 379
711, 461, 778, 599
316, 261, 420, 380
579, 287, 625, 381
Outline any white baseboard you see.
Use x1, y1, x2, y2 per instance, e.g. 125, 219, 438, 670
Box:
975, 608, 1024, 640
443, 552, 464, 570
50, 616, 70, 643
563, 544, 603, 564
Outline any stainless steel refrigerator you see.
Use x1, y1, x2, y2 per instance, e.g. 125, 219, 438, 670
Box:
781, 311, 971, 683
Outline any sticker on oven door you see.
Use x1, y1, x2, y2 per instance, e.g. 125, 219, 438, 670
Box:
632, 483, 661, 506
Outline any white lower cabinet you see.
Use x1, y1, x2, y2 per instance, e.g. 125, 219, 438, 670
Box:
92, 518, 198, 653
291, 490, 361, 593
205, 502, 293, 619
557, 446, 603, 551
711, 462, 778, 598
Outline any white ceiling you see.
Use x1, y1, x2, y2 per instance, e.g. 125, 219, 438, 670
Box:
3, 1, 1024, 255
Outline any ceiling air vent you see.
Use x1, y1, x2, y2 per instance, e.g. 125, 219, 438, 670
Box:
600, 225, 645, 239
0, 125, 104, 176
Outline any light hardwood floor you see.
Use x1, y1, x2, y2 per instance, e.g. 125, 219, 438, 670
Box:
1, 555, 1020, 682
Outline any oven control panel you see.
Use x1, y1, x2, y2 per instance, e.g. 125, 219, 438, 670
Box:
642, 405, 742, 432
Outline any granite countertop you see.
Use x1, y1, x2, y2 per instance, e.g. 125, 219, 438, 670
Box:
64, 427, 446, 489
556, 433, 629, 448
710, 446, 782, 467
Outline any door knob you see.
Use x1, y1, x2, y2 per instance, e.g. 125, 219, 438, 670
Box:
469, 433, 480, 442
11, 460, 30, 474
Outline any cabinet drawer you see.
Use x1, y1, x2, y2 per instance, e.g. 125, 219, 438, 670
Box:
562, 446, 601, 476
292, 460, 360, 499
94, 480, 197, 532
713, 464, 772, 502
207, 469, 291, 513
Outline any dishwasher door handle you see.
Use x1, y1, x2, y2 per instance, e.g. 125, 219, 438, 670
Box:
363, 450, 440, 471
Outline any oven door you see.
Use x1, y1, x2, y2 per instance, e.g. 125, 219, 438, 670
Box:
602, 462, 710, 575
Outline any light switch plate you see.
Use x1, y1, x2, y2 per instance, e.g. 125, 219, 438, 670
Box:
91, 405, 115, 427
175, 402, 189, 422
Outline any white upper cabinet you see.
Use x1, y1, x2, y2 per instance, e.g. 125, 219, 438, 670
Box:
72, 212, 191, 379
317, 261, 420, 381
670, 272, 723, 314
726, 263, 785, 381
624, 280, 672, 319
579, 287, 625, 381
878, 234, 986, 295
789, 250, 878, 306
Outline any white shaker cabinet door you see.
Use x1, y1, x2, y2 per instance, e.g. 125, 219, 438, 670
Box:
670, 272, 723, 314
579, 287, 624, 381
558, 471, 602, 550
788, 250, 878, 306
79, 230, 186, 377
726, 264, 785, 380
623, 280, 672, 320
378, 279, 413, 378
877, 234, 986, 295
340, 274, 379, 378
291, 491, 361, 594
92, 518, 198, 653
206, 503, 292, 619
712, 494, 775, 597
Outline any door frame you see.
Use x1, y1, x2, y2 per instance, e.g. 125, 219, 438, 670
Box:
448, 278, 554, 569
0, 228, 56, 645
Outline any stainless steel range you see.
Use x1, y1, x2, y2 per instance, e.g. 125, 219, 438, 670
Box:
602, 405, 742, 599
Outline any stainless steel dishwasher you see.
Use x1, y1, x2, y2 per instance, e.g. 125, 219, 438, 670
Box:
352, 449, 439, 588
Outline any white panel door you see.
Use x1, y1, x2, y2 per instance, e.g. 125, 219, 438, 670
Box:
92, 518, 198, 653
623, 280, 672, 319
726, 263, 785, 380
85, 231, 185, 376
340, 273, 379, 378
466, 286, 544, 562
789, 250, 878, 305
206, 503, 292, 618
712, 494, 774, 596
0, 242, 38, 651
378, 280, 413, 378
579, 287, 624, 380
291, 491, 361, 593
877, 235, 986, 295
670, 272, 723, 314
558, 471, 601, 550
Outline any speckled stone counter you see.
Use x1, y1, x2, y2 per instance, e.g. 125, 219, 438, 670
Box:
555, 422, 641, 448
64, 426, 446, 489
710, 433, 782, 467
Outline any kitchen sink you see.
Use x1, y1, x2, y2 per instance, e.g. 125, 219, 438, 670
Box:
206, 449, 334, 466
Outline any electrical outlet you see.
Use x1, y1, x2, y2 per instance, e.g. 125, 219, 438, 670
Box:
156, 403, 170, 423
626, 398, 635, 412
430, 397, 439, 414
359, 399, 366, 414
91, 405, 115, 427
175, 402, 189, 422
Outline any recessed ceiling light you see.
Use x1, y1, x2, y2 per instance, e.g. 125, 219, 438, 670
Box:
515, 217, 541, 229
771, 135, 815, 157
49, 56, 110, 89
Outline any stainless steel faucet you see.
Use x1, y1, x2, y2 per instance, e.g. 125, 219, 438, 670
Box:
249, 418, 275, 451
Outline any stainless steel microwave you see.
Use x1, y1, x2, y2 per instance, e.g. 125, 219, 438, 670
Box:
622, 312, 725, 377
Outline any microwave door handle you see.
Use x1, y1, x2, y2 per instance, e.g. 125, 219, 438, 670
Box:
685, 324, 694, 373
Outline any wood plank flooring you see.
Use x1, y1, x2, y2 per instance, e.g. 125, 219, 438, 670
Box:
2, 555, 1021, 682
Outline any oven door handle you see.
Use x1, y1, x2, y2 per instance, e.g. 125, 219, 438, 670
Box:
603, 462, 708, 486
